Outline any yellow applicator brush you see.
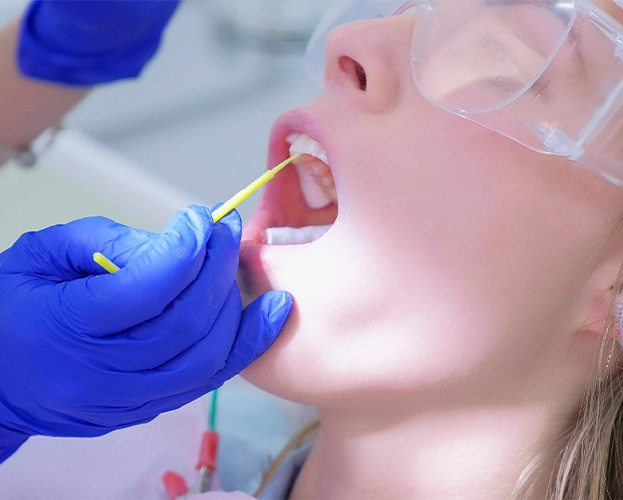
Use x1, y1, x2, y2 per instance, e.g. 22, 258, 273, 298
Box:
210, 152, 301, 224
92, 153, 302, 274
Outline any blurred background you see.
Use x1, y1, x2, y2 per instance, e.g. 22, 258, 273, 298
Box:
0, 2, 327, 496
0, 0, 326, 249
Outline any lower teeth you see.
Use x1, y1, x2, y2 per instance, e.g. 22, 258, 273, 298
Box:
265, 225, 332, 245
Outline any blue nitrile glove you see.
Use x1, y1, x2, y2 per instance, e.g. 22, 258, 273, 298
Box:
0, 206, 293, 463
18, 0, 180, 85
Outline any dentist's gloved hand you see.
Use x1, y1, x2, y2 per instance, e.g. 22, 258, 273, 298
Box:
18, 0, 180, 85
0, 206, 293, 463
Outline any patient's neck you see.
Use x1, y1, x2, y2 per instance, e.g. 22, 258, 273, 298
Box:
290, 401, 575, 500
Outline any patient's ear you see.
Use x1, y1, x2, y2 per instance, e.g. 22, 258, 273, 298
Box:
578, 256, 623, 339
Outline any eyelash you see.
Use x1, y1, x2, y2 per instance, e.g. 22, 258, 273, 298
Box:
479, 32, 550, 99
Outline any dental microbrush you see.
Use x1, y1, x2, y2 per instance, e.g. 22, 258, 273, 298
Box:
92, 152, 302, 275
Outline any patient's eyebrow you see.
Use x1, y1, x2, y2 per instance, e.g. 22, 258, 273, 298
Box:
484, 0, 583, 40
485, 0, 588, 81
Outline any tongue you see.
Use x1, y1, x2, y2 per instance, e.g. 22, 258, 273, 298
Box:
265, 225, 332, 245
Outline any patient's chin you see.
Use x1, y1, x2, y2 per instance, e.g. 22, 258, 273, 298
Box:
241, 337, 287, 393
237, 271, 260, 308
241, 305, 304, 397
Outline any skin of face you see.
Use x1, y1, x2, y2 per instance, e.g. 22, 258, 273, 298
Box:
240, 3, 623, 414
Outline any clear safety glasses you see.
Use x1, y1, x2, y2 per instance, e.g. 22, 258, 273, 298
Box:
305, 0, 623, 187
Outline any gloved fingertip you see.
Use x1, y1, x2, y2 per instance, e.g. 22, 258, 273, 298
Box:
264, 291, 294, 339
221, 209, 242, 237
186, 204, 214, 233
209, 208, 242, 246
162, 205, 213, 252
202, 205, 215, 226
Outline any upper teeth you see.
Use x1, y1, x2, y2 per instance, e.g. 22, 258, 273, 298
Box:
288, 133, 329, 164
288, 133, 337, 209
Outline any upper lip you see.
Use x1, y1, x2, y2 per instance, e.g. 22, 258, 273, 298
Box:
267, 109, 332, 172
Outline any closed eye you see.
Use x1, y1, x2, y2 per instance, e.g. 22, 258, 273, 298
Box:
486, 74, 550, 100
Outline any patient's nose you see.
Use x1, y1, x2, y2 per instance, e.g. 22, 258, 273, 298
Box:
322, 16, 415, 113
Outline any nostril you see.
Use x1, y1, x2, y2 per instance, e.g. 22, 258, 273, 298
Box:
355, 62, 367, 91
338, 56, 367, 91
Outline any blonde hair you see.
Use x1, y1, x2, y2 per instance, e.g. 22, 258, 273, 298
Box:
255, 418, 320, 496
521, 261, 623, 500
255, 262, 623, 499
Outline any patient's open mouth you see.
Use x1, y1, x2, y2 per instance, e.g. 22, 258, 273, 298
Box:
264, 133, 337, 245
239, 114, 340, 301
245, 128, 339, 247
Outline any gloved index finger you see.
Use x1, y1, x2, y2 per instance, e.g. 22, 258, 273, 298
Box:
57, 205, 229, 336
0, 216, 154, 280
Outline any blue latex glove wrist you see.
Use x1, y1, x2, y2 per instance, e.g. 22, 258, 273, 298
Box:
18, 0, 180, 85
0, 206, 292, 462
0, 423, 28, 463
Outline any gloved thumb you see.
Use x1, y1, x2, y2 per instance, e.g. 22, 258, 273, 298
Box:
58, 205, 216, 336
208, 291, 294, 388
